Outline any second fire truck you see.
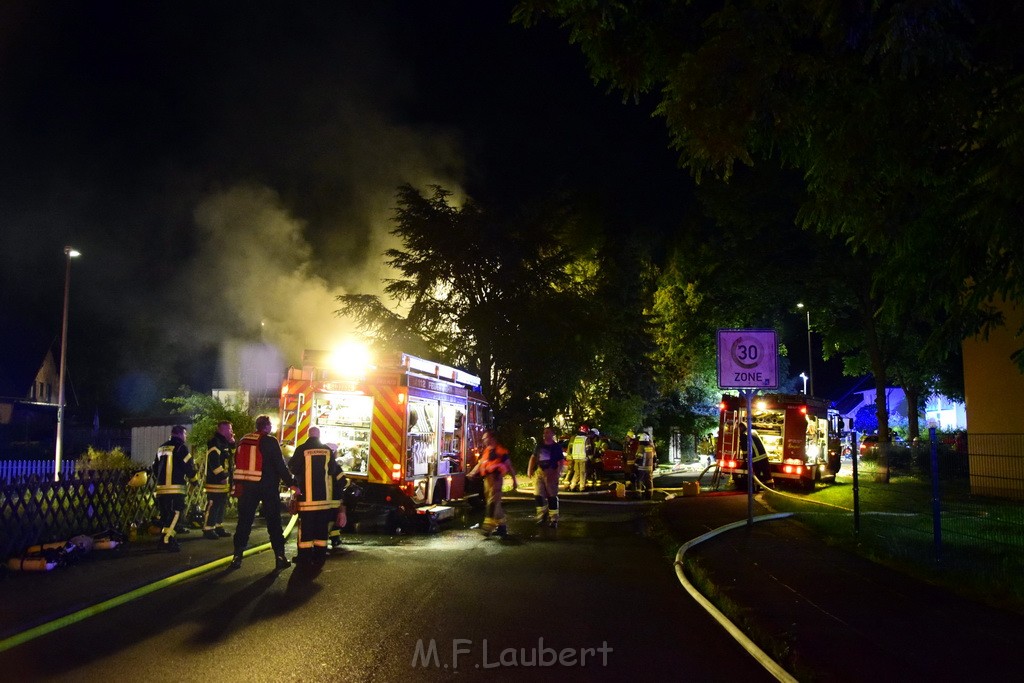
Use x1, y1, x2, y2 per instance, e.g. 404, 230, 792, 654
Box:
278, 350, 490, 532
716, 393, 842, 490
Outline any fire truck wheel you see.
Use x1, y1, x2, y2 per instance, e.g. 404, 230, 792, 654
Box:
388, 516, 403, 536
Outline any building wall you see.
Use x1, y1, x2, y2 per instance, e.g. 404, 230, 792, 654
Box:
963, 298, 1024, 498
962, 299, 1024, 434
30, 351, 58, 403
129, 424, 192, 466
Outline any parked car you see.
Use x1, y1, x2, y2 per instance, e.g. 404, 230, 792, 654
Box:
859, 433, 905, 456
595, 438, 627, 476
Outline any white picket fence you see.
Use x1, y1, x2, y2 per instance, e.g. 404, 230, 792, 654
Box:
0, 459, 76, 482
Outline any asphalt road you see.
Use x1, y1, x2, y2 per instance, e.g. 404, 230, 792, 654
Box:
2, 500, 773, 682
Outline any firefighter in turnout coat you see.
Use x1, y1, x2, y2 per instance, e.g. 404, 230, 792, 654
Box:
202, 420, 234, 539
636, 433, 656, 500
527, 426, 565, 527
468, 430, 517, 538
288, 427, 346, 569
230, 415, 296, 570
153, 425, 197, 552
567, 428, 593, 491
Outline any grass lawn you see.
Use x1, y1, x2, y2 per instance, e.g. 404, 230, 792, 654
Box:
763, 466, 1024, 613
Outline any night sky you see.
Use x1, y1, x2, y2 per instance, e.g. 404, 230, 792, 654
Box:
0, 1, 840, 421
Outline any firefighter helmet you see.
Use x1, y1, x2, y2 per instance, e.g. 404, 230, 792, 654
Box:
127, 470, 148, 488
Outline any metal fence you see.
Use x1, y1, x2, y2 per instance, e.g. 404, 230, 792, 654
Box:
0, 459, 76, 484
852, 430, 1024, 562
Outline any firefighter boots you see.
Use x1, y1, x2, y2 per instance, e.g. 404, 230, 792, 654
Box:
215, 527, 231, 538
229, 554, 243, 570
203, 529, 219, 540
159, 538, 181, 553
274, 555, 291, 571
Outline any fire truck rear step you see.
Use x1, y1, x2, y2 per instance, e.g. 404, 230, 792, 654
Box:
416, 504, 454, 521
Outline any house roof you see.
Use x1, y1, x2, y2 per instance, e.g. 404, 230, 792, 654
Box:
833, 393, 864, 416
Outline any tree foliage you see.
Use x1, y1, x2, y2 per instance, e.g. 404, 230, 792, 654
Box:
164, 387, 260, 452
516, 0, 1022, 436
337, 184, 653, 437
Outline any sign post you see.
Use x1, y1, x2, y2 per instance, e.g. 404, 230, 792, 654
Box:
717, 329, 778, 527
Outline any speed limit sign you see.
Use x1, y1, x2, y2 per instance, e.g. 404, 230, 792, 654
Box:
717, 329, 778, 389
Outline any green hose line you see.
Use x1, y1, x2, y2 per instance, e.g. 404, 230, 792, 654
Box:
0, 514, 298, 654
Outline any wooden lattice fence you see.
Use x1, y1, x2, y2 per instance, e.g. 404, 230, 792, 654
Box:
0, 469, 219, 561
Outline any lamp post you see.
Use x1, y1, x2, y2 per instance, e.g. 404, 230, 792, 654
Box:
797, 302, 814, 397
799, 372, 809, 394
54, 246, 81, 482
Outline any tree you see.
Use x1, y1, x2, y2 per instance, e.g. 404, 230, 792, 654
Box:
515, 1, 1013, 435
337, 184, 613, 434
164, 388, 260, 453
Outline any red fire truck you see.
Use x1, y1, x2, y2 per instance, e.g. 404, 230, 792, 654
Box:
278, 350, 490, 532
716, 393, 842, 490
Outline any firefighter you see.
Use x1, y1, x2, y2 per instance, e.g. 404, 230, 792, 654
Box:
636, 433, 656, 500
152, 425, 197, 552
468, 429, 517, 537
567, 426, 592, 492
625, 431, 640, 489
288, 427, 346, 569
527, 426, 565, 527
230, 415, 296, 571
587, 428, 604, 488
202, 420, 234, 540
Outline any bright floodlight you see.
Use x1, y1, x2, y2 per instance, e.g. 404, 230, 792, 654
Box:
330, 342, 372, 377
65, 246, 81, 258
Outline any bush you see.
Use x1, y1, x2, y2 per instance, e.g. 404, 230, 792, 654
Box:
76, 446, 135, 472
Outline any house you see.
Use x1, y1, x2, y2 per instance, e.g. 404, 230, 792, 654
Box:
0, 332, 58, 425
834, 386, 967, 435
0, 323, 61, 459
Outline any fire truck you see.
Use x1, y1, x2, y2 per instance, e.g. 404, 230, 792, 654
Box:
715, 393, 842, 491
278, 350, 490, 532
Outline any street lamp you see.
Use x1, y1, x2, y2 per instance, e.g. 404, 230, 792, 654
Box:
54, 246, 81, 482
797, 302, 814, 396
799, 372, 809, 394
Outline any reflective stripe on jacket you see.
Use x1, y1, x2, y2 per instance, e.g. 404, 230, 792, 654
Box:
478, 446, 511, 476
288, 440, 342, 512
154, 438, 195, 495
204, 434, 233, 493
569, 435, 589, 461
234, 433, 264, 482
